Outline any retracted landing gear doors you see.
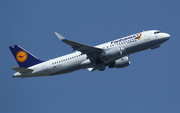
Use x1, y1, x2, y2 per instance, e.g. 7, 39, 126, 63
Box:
42, 62, 49, 72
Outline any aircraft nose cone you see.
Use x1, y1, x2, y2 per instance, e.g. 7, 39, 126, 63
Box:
164, 33, 170, 40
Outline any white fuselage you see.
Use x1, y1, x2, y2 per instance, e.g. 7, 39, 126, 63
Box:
13, 30, 170, 78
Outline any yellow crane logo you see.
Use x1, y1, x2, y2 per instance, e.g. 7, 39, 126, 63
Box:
16, 51, 28, 62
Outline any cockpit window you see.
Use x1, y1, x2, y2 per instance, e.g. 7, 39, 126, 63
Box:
154, 31, 161, 34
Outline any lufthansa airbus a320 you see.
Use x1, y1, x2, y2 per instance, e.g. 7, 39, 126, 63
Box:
9, 30, 170, 78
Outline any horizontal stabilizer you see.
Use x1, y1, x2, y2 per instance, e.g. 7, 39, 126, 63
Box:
12, 67, 33, 73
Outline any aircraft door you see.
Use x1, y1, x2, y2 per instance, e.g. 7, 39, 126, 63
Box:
42, 62, 49, 72
144, 32, 150, 41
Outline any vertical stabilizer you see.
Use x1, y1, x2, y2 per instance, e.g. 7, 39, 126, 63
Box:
9, 45, 43, 68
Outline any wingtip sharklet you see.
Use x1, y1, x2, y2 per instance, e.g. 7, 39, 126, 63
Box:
55, 32, 65, 41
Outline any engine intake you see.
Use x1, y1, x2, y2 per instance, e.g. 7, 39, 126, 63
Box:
109, 56, 130, 68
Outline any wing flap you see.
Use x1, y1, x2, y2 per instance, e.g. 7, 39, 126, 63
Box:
12, 67, 33, 73
87, 67, 97, 72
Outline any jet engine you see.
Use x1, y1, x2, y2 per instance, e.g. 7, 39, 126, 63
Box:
103, 47, 125, 58
109, 56, 130, 68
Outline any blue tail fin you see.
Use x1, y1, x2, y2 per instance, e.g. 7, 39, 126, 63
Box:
9, 45, 44, 68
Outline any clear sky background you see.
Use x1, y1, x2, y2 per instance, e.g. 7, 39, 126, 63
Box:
1, 0, 180, 113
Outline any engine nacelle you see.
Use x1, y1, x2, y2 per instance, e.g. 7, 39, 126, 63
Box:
103, 47, 125, 58
109, 56, 130, 68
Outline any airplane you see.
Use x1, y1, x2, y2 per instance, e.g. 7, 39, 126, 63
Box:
9, 30, 170, 78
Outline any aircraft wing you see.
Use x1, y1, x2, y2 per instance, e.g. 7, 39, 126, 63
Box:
55, 32, 103, 57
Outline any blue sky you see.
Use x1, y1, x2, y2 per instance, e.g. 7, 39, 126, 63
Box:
1, 0, 180, 113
